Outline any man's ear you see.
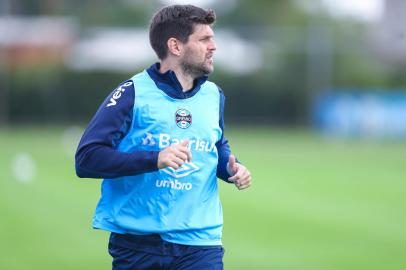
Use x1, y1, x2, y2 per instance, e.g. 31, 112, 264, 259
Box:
167, 38, 182, 57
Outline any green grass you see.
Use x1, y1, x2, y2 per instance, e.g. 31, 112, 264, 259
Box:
1, 126, 405, 270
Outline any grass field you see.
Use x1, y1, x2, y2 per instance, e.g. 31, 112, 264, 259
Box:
1, 126, 405, 270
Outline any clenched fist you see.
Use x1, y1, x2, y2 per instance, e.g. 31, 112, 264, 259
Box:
158, 140, 192, 170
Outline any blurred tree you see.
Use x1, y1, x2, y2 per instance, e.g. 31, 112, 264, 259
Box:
67, 0, 151, 27
4, 0, 406, 125
220, 0, 308, 26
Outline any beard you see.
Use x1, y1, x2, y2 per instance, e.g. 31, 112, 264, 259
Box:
180, 50, 214, 78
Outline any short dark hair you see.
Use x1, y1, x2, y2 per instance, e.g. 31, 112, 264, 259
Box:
149, 5, 216, 60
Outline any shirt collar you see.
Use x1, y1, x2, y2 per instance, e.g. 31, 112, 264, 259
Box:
146, 63, 208, 99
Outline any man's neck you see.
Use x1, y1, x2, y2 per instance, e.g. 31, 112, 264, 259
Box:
159, 61, 194, 92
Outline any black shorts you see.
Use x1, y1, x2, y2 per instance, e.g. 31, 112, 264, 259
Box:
108, 232, 224, 270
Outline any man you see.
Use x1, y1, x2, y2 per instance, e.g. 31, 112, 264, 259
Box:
75, 4, 251, 270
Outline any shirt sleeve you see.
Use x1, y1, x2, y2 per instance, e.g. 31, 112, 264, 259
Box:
216, 87, 236, 183
75, 80, 159, 179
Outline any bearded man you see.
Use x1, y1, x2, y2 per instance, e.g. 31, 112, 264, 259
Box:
75, 4, 252, 270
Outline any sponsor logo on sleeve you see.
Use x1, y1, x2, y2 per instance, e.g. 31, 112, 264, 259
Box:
106, 81, 133, 107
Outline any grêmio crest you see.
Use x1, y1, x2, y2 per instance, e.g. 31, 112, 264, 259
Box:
175, 108, 192, 129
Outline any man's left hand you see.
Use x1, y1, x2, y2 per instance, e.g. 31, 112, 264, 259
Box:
227, 155, 252, 190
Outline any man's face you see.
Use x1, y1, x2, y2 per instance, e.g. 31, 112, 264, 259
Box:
180, 24, 216, 78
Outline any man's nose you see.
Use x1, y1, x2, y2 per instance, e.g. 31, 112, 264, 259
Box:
208, 40, 216, 51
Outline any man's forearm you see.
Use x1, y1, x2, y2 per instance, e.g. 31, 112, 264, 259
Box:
75, 143, 159, 178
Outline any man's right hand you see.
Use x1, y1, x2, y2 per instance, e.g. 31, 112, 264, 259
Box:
157, 140, 192, 170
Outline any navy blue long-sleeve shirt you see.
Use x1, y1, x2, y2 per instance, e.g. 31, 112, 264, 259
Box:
75, 63, 233, 181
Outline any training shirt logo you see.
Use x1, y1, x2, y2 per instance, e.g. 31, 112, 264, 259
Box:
156, 162, 199, 191
175, 109, 192, 129
162, 162, 200, 178
140, 133, 216, 153
155, 179, 193, 190
141, 132, 156, 146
